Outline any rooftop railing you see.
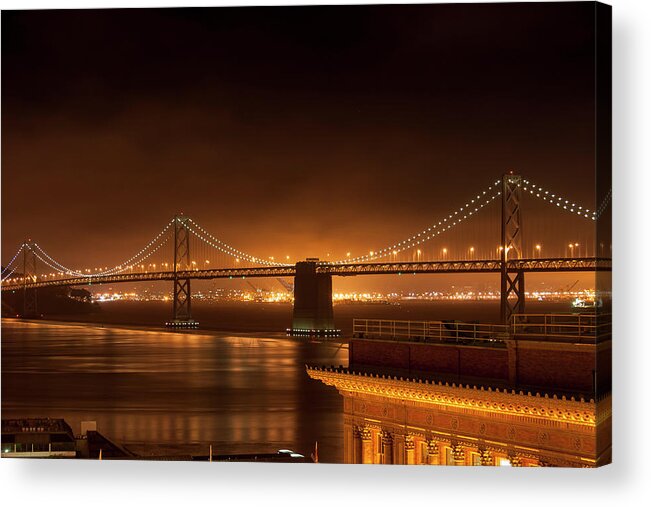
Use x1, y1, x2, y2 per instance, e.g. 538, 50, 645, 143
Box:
511, 313, 611, 343
352, 319, 509, 346
353, 313, 611, 345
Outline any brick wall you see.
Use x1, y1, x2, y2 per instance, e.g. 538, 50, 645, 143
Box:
350, 339, 509, 382
515, 345, 596, 393
350, 338, 604, 395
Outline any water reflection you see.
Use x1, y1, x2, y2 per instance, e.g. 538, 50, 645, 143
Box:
1, 320, 347, 461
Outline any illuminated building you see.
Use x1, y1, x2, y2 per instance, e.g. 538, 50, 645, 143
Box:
308, 313, 611, 466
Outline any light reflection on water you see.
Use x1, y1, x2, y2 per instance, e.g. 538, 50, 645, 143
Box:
1, 320, 348, 462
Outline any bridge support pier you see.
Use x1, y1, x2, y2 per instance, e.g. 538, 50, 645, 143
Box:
500, 173, 525, 325
166, 215, 198, 329
21, 242, 39, 319
289, 260, 339, 337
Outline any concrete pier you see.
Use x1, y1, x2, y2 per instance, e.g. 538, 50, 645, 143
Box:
290, 259, 338, 336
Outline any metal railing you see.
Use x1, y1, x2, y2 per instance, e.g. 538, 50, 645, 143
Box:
1, 442, 76, 454
353, 313, 611, 345
352, 319, 509, 345
2, 257, 611, 292
511, 313, 611, 343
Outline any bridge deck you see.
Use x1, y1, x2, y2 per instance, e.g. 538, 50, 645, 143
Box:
1, 257, 611, 291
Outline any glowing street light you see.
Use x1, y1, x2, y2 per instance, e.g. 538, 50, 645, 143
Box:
417, 249, 422, 262
469, 246, 475, 259
535, 244, 541, 258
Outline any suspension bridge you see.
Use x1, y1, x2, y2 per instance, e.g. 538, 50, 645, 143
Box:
1, 173, 611, 334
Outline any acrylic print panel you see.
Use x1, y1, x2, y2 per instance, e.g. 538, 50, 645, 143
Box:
1, 2, 611, 467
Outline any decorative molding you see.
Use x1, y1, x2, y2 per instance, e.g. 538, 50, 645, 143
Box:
480, 449, 493, 466
452, 443, 465, 462
509, 454, 523, 467
307, 366, 599, 426
359, 426, 372, 441
345, 419, 596, 467
404, 435, 415, 450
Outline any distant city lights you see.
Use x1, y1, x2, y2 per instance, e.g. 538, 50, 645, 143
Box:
87, 287, 597, 305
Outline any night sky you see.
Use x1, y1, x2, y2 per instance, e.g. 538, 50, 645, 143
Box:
2, 3, 599, 289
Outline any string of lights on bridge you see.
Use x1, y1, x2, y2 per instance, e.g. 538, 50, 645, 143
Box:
1, 243, 24, 280
186, 218, 289, 267
332, 180, 503, 264
334, 177, 603, 264
27, 220, 175, 278
594, 188, 612, 220
1, 175, 610, 285
29, 233, 173, 280
521, 179, 597, 220
1, 265, 19, 282
1, 217, 287, 284
1, 221, 176, 284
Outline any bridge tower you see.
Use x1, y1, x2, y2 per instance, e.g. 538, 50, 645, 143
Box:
500, 173, 525, 325
167, 215, 198, 328
21, 242, 39, 318
290, 259, 339, 337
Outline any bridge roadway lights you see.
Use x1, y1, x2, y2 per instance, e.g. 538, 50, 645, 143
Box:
289, 259, 340, 338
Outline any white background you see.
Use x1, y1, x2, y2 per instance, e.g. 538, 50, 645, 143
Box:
0, 0, 649, 505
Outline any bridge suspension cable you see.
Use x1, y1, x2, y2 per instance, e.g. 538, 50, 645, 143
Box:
333, 179, 503, 264
1, 265, 19, 282
26, 219, 175, 278
1, 244, 24, 277
595, 188, 612, 220
185, 218, 289, 267
1, 175, 608, 283
521, 178, 597, 220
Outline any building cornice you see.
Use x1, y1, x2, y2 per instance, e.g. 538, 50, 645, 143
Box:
306, 366, 600, 427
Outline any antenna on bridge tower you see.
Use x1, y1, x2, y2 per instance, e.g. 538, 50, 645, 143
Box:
168, 215, 198, 328
500, 173, 524, 325
22, 240, 38, 318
